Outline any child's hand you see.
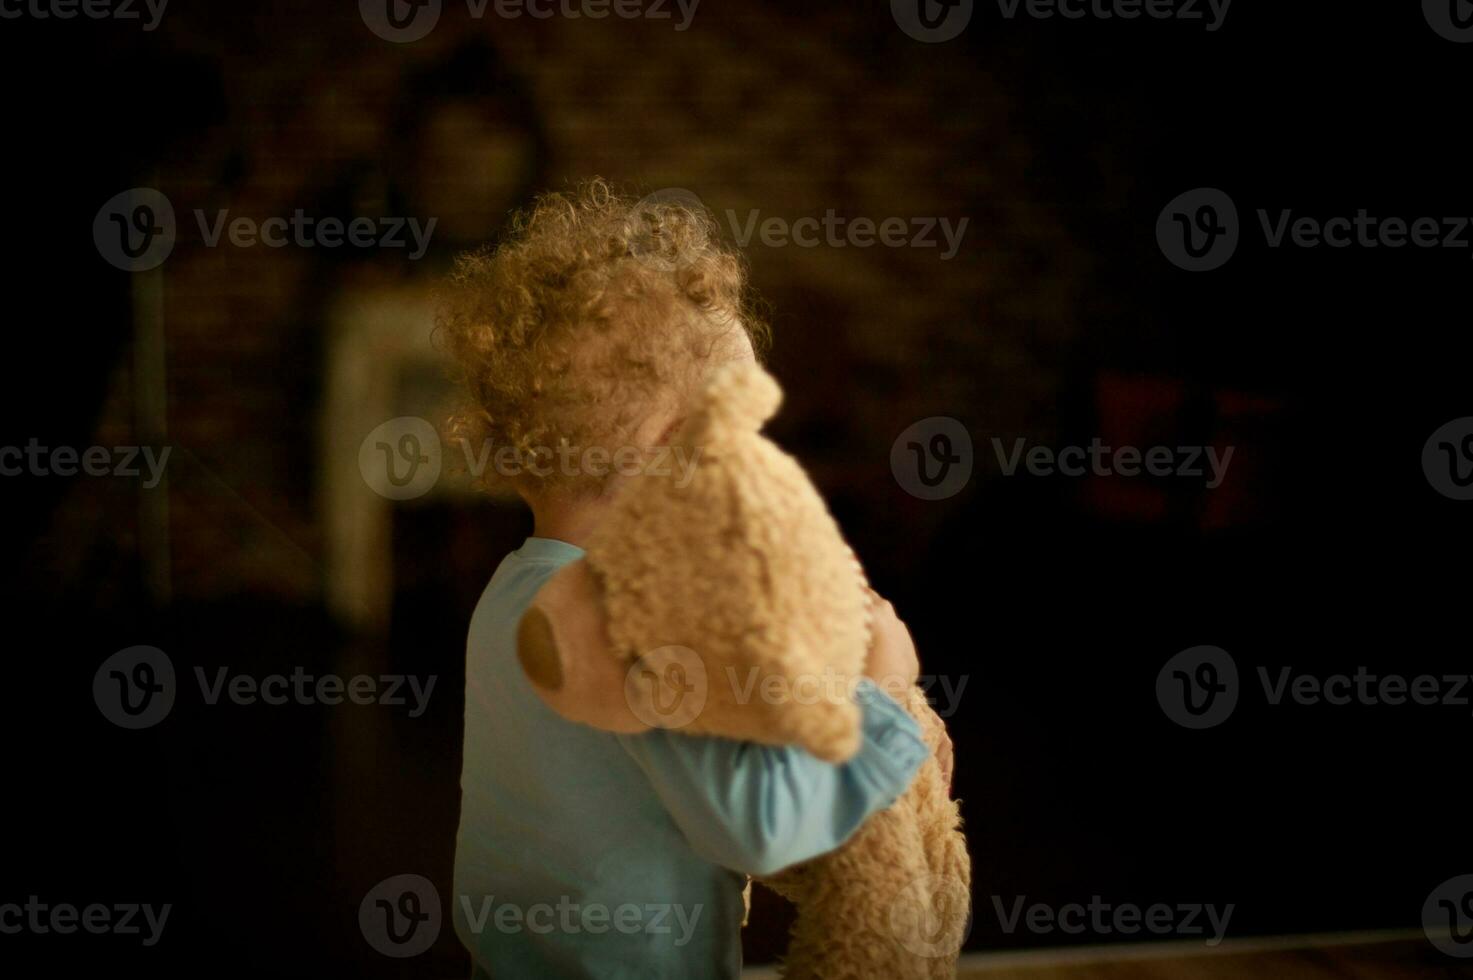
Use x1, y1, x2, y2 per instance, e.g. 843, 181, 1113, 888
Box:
862, 591, 920, 696
865, 590, 955, 794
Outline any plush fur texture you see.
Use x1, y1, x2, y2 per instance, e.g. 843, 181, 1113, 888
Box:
520, 361, 970, 977
587, 363, 871, 763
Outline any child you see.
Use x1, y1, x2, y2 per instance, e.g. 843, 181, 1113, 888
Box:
439, 181, 944, 978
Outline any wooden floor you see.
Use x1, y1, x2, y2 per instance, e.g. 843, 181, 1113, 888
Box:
745, 931, 1471, 979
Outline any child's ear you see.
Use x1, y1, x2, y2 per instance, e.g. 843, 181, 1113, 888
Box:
516, 559, 651, 735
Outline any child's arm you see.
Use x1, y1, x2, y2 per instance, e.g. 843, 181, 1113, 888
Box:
616, 680, 928, 876
518, 561, 931, 875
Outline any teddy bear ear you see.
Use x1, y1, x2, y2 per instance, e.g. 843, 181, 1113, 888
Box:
517, 560, 652, 735
680, 361, 782, 443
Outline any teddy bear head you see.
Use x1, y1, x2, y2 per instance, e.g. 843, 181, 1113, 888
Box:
517, 361, 872, 762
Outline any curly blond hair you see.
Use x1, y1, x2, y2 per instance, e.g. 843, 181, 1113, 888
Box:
437, 180, 769, 497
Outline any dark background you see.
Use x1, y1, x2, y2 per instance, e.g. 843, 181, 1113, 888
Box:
1, 1, 1469, 976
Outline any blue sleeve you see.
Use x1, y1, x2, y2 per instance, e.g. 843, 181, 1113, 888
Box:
616, 679, 929, 876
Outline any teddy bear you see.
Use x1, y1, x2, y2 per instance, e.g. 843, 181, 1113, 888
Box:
515, 360, 971, 979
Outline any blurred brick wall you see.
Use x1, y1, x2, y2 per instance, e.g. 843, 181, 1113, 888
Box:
42, 1, 1099, 609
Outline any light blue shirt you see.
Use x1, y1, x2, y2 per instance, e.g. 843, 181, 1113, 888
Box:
453, 537, 928, 979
